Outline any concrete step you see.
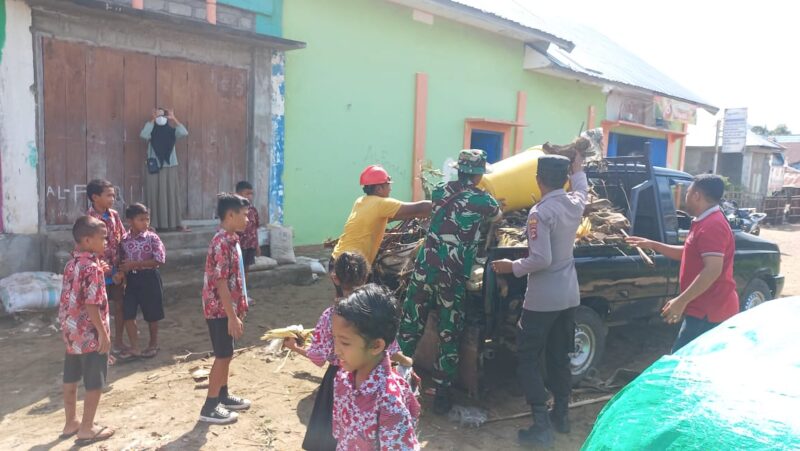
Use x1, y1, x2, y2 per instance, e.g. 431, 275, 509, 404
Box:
162, 263, 316, 301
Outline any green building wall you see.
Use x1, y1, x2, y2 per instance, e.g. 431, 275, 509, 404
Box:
282, 0, 606, 244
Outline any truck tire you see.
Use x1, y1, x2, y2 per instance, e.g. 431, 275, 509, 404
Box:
571, 306, 607, 385
741, 278, 772, 311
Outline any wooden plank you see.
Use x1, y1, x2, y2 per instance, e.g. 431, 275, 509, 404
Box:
86, 46, 125, 212
123, 52, 156, 208
185, 60, 208, 219
171, 60, 191, 219
62, 41, 88, 224
203, 65, 222, 218
230, 68, 248, 191
215, 66, 233, 197
42, 37, 68, 224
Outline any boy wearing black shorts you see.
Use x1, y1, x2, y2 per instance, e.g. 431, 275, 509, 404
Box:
199, 193, 252, 424
59, 216, 115, 445
119, 203, 166, 359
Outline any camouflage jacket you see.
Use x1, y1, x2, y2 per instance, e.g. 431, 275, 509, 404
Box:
426, 180, 502, 248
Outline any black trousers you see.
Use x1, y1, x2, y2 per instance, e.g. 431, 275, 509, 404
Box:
516, 307, 576, 406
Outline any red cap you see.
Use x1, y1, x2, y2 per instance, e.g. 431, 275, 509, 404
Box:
359, 165, 392, 186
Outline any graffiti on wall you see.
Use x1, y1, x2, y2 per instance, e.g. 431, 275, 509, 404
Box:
46, 184, 143, 211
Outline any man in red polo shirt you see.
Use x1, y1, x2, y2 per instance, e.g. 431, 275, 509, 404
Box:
626, 174, 738, 352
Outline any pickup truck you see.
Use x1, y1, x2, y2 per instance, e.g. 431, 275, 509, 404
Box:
466, 156, 784, 386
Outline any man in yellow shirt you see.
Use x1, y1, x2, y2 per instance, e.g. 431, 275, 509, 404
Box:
330, 165, 432, 295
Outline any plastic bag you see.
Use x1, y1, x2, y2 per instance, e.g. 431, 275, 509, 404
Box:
583, 297, 800, 450
268, 224, 296, 264
448, 405, 488, 428
0, 272, 63, 314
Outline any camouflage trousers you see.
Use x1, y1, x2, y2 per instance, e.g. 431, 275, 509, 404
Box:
398, 262, 467, 387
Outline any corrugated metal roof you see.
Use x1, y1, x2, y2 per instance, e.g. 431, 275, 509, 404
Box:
446, 0, 717, 112
447, 0, 573, 46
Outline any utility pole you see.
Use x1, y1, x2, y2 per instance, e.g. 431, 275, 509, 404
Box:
712, 119, 721, 174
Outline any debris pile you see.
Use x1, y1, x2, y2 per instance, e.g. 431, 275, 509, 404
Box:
495, 194, 631, 248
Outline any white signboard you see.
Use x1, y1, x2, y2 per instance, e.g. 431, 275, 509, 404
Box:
721, 108, 748, 153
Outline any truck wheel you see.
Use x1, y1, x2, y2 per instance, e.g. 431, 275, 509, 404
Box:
741, 278, 772, 311
571, 306, 607, 385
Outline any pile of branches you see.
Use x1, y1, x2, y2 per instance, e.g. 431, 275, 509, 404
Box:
372, 218, 428, 296
494, 195, 631, 248
576, 195, 630, 245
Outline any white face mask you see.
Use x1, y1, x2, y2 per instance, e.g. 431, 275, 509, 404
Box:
155, 116, 168, 126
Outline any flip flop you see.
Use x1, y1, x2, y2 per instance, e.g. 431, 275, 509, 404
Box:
58, 429, 78, 439
116, 350, 140, 363
74, 426, 114, 446
141, 346, 159, 358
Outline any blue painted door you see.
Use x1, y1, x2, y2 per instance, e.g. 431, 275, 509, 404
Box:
471, 129, 504, 163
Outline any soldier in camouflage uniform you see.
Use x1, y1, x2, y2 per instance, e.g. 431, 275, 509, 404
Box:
399, 149, 502, 414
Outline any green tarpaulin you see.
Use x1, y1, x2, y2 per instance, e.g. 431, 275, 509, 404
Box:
583, 297, 800, 450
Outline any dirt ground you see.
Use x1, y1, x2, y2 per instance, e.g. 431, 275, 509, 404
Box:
1, 224, 797, 451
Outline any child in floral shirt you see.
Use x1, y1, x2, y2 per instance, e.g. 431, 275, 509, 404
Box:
199, 193, 252, 425
332, 284, 421, 450
119, 203, 166, 359
235, 181, 260, 270
86, 179, 127, 357
285, 251, 369, 450
59, 216, 115, 446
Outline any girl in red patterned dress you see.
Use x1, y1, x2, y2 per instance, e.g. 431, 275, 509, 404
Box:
331, 284, 421, 450
284, 252, 369, 450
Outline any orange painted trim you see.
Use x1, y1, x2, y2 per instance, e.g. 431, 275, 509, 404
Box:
666, 134, 676, 168
678, 122, 689, 171
132, 0, 144, 9
207, 0, 217, 25
587, 105, 596, 130
464, 121, 514, 159
466, 117, 527, 127
412, 73, 428, 202
514, 91, 527, 154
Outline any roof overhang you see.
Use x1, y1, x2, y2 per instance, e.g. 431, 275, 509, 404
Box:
385, 0, 574, 51
29, 0, 306, 51
524, 45, 719, 115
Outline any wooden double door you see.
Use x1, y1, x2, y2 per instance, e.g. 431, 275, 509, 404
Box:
42, 38, 248, 225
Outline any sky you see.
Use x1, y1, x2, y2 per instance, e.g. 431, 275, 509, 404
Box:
519, 0, 799, 134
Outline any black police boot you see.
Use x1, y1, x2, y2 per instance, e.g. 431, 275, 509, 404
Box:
550, 396, 570, 434
518, 405, 554, 448
433, 384, 453, 415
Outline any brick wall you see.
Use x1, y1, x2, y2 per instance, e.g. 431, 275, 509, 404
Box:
106, 0, 257, 33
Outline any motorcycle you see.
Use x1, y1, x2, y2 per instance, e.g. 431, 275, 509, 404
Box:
722, 200, 767, 236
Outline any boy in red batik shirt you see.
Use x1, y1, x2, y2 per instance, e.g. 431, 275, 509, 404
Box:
59, 216, 115, 446
199, 193, 252, 424
332, 284, 420, 451
235, 181, 260, 271
86, 179, 128, 357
